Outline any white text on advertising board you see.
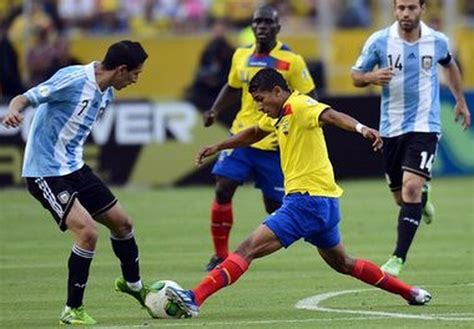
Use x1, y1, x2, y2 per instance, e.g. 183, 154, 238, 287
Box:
0, 101, 198, 145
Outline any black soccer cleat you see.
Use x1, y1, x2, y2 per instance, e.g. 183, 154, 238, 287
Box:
204, 255, 224, 271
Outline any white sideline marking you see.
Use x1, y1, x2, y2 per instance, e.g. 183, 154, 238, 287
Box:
295, 287, 474, 321
93, 316, 398, 328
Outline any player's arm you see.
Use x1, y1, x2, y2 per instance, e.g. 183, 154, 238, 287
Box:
319, 107, 383, 151
195, 126, 269, 166
351, 33, 390, 87
2, 95, 31, 128
351, 68, 394, 87
441, 61, 471, 130
203, 84, 242, 127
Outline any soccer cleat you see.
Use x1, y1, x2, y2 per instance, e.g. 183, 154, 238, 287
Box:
422, 184, 435, 225
408, 287, 432, 305
205, 255, 224, 272
59, 305, 96, 325
381, 256, 404, 277
114, 277, 149, 307
165, 286, 199, 318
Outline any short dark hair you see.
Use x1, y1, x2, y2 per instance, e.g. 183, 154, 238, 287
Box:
394, 0, 425, 6
248, 68, 290, 93
102, 40, 148, 70
253, 5, 279, 23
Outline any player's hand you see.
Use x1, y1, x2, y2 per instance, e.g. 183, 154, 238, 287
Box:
195, 145, 219, 166
454, 101, 471, 130
2, 108, 23, 128
370, 67, 394, 86
361, 127, 383, 151
203, 110, 217, 127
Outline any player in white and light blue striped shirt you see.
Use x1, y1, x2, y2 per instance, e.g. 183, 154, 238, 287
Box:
2, 40, 151, 324
352, 0, 470, 277
22, 63, 114, 177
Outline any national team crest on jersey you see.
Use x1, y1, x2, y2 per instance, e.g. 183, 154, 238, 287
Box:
280, 118, 290, 135
277, 104, 293, 135
421, 56, 433, 70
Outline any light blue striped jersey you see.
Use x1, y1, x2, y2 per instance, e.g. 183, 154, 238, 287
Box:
22, 62, 114, 177
352, 21, 452, 137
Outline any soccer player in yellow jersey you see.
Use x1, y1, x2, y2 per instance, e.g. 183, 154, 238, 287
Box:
165, 68, 432, 318
203, 5, 316, 271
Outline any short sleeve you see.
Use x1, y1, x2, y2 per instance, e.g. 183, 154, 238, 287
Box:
288, 55, 315, 94
435, 32, 452, 66
24, 68, 81, 106
227, 50, 242, 88
299, 99, 330, 129
352, 32, 382, 72
257, 115, 275, 133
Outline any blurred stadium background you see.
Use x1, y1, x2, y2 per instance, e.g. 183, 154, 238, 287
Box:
0, 0, 473, 187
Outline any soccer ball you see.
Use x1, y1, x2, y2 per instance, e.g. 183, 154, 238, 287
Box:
145, 280, 186, 319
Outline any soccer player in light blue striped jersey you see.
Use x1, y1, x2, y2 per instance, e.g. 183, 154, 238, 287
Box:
2, 40, 150, 325
352, 0, 471, 277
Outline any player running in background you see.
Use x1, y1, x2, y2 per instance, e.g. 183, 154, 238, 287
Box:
2, 40, 150, 325
202, 5, 317, 271
166, 68, 431, 318
351, 0, 470, 277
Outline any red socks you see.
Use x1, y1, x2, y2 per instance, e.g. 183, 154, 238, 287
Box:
192, 253, 249, 306
351, 259, 413, 301
210, 200, 233, 259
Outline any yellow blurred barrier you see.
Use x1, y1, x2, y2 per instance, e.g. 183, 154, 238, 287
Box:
12, 28, 473, 99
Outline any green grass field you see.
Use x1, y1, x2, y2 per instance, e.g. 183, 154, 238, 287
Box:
1, 177, 473, 328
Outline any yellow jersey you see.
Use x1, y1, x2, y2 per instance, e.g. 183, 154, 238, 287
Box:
258, 92, 343, 197
228, 41, 315, 151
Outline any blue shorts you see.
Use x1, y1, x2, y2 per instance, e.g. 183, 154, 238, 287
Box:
212, 147, 284, 202
263, 193, 341, 249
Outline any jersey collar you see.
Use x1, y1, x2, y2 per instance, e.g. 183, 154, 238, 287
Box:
252, 40, 283, 56
85, 61, 107, 94
274, 91, 298, 127
390, 20, 434, 40
85, 61, 97, 82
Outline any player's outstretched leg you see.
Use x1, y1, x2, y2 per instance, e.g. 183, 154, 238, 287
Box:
59, 305, 96, 325
170, 252, 250, 317
319, 245, 431, 305
351, 258, 431, 305
421, 183, 435, 224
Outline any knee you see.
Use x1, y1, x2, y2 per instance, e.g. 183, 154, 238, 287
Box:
234, 240, 255, 263
112, 216, 134, 238
402, 182, 422, 202
215, 184, 234, 204
330, 255, 354, 275
79, 226, 98, 250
